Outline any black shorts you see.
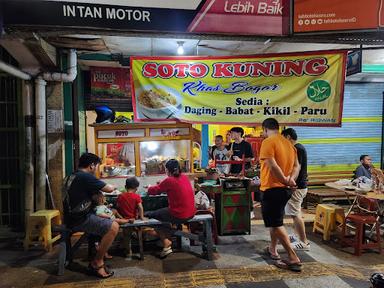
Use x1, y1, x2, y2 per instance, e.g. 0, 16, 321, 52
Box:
261, 187, 292, 228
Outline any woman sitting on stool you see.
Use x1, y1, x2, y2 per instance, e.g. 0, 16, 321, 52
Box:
146, 159, 196, 258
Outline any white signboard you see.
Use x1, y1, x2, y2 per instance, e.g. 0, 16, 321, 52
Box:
98, 129, 145, 138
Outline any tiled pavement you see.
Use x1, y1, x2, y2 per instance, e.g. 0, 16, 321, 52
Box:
0, 223, 383, 288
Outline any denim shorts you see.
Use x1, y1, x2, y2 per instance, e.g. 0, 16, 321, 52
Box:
71, 213, 113, 236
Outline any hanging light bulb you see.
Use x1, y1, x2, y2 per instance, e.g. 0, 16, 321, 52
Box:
177, 41, 185, 55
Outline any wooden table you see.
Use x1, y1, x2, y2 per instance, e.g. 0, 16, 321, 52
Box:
325, 182, 384, 215
325, 182, 384, 200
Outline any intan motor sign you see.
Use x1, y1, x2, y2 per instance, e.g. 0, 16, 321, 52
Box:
2, 0, 290, 36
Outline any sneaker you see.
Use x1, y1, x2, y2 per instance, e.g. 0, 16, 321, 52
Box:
159, 247, 173, 259
289, 234, 299, 243
292, 241, 310, 251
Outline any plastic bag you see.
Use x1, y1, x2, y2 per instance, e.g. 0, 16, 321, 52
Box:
195, 191, 210, 210
251, 176, 260, 186
352, 176, 372, 187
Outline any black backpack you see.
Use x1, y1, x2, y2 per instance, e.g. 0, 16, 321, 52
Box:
62, 174, 93, 223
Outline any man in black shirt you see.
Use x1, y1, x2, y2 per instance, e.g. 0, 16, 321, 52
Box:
227, 127, 253, 175
66, 153, 118, 278
281, 128, 310, 251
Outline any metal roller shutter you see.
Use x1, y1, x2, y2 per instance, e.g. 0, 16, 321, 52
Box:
292, 82, 383, 172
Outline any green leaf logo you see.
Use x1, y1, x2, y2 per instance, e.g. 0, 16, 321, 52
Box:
307, 80, 331, 102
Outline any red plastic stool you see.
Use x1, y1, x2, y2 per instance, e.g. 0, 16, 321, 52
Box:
341, 196, 382, 256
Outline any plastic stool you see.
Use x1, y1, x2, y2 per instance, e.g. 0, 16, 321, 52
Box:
313, 204, 344, 241
341, 196, 382, 256
24, 210, 62, 251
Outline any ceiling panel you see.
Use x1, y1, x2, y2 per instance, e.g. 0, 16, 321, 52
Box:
60, 34, 384, 66
102, 36, 152, 55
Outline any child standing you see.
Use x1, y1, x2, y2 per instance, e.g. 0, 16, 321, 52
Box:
116, 176, 144, 258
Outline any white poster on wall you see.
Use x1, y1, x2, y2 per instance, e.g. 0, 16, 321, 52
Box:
47, 110, 64, 133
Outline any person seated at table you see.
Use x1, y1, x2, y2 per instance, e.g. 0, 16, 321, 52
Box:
146, 159, 196, 258
92, 192, 130, 259
93, 193, 130, 225
116, 176, 147, 258
354, 155, 372, 179
64, 153, 118, 278
117, 177, 144, 221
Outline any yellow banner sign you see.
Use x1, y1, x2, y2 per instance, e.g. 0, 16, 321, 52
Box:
131, 51, 347, 126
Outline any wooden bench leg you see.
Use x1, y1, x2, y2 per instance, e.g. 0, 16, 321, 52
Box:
52, 225, 71, 276
122, 228, 133, 258
176, 224, 182, 249
203, 220, 214, 261
138, 228, 144, 260
57, 240, 67, 276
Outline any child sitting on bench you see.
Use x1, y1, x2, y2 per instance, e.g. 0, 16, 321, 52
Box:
92, 193, 129, 259
117, 176, 152, 258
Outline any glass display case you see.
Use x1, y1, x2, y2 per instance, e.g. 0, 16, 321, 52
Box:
90, 122, 194, 178
140, 140, 190, 175
98, 142, 135, 178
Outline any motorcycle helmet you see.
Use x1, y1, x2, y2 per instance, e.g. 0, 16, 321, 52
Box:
95, 105, 115, 124
370, 273, 384, 288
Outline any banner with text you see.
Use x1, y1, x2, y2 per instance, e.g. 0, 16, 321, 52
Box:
3, 0, 290, 36
294, 0, 381, 33
188, 0, 290, 36
131, 51, 347, 126
87, 67, 131, 111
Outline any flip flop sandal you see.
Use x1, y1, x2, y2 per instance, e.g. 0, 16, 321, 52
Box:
104, 264, 112, 274
87, 263, 114, 279
274, 259, 302, 272
263, 246, 281, 260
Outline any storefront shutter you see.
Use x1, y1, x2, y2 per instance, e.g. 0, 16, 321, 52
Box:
292, 83, 383, 172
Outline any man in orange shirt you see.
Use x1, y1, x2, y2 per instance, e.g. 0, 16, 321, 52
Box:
259, 118, 301, 272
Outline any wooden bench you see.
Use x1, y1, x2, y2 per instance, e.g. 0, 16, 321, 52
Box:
53, 225, 97, 276
308, 170, 354, 186
305, 170, 354, 207
305, 187, 351, 207
120, 214, 214, 261
54, 214, 214, 275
